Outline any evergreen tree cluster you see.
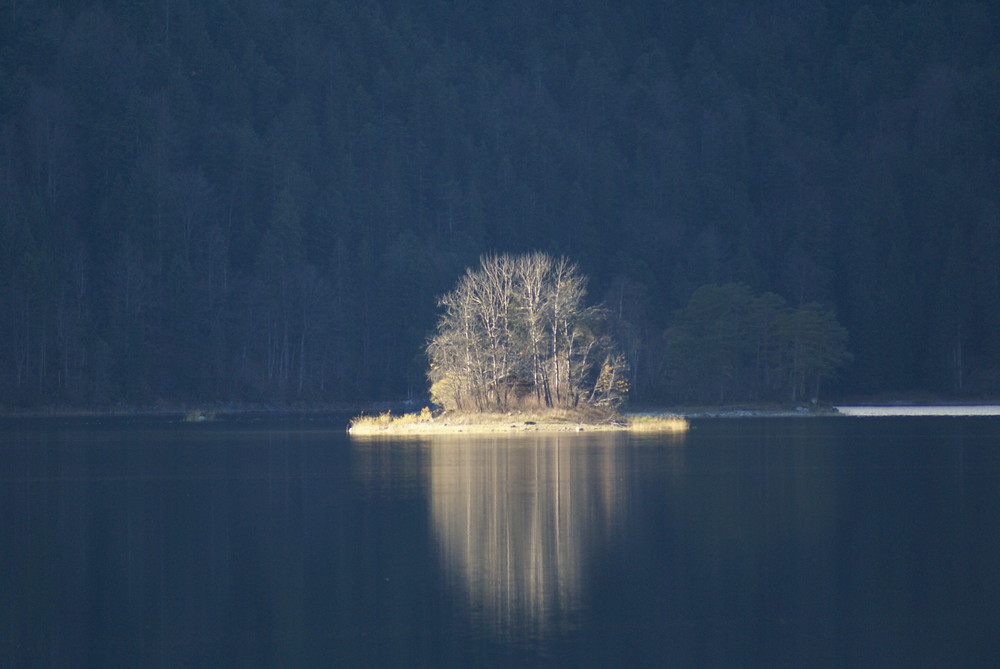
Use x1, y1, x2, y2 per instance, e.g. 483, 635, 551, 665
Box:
664, 283, 850, 403
0, 1, 997, 406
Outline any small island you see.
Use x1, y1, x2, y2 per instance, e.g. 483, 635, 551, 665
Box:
348, 406, 689, 436
349, 253, 690, 437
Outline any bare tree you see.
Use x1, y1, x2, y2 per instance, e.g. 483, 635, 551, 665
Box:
514, 252, 552, 405
428, 253, 626, 412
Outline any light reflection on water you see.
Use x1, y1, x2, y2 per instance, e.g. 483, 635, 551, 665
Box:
7, 416, 1000, 666
356, 432, 687, 643
431, 435, 620, 639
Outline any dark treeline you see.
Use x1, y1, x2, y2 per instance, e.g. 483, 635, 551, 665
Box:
1, 1, 998, 406
665, 283, 850, 403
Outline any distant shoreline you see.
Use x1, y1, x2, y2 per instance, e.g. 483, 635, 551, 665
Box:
834, 405, 1000, 416
0, 401, 365, 419
4, 402, 999, 422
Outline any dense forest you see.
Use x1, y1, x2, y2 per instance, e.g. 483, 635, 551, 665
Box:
1, 0, 998, 407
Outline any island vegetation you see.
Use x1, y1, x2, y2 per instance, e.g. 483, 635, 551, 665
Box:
350, 253, 689, 435
427, 253, 628, 413
663, 283, 852, 403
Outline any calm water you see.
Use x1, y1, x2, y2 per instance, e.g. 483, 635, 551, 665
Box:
2, 414, 999, 668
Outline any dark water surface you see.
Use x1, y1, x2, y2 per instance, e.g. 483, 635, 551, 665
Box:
2, 415, 999, 667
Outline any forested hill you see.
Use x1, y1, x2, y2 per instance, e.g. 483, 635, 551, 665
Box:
1, 0, 998, 406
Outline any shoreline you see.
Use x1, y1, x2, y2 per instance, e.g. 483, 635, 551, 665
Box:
834, 404, 1000, 416
4, 401, 1000, 422
348, 421, 628, 436
349, 402, 1000, 435
0, 401, 368, 419
347, 409, 690, 436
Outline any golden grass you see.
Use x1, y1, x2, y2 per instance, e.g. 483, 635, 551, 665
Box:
347, 407, 690, 436
348, 407, 433, 432
625, 414, 690, 433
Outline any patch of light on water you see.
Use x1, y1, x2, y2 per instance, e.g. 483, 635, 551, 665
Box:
835, 405, 1000, 416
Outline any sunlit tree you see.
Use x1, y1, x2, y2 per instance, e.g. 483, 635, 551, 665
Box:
428, 253, 626, 412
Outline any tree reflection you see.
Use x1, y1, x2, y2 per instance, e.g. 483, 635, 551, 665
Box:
426, 434, 628, 638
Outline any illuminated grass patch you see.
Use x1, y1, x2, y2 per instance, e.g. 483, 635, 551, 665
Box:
626, 415, 690, 433
348, 407, 690, 436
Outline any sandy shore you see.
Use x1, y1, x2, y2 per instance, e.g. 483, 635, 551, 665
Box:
835, 405, 1000, 416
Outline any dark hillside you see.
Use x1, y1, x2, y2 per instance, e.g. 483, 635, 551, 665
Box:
1, 1, 997, 405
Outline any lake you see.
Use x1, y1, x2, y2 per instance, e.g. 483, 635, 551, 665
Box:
2, 414, 999, 667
